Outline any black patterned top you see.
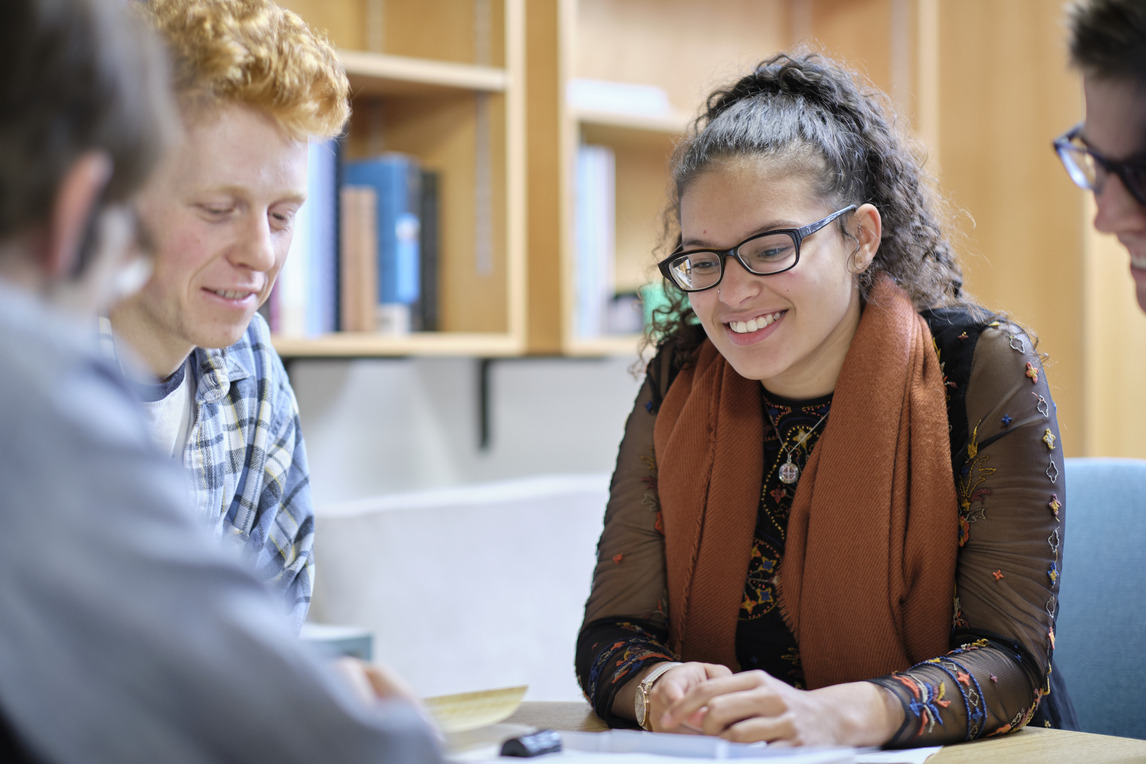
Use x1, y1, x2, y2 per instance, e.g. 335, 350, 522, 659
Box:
575, 308, 1075, 747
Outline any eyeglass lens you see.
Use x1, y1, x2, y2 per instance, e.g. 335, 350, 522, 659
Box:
667, 231, 796, 291
1060, 137, 1146, 206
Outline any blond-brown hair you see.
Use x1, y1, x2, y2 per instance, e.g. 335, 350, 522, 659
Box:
140, 0, 350, 140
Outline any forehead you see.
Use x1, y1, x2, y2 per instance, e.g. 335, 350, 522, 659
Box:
1082, 75, 1146, 159
173, 103, 308, 192
680, 157, 822, 231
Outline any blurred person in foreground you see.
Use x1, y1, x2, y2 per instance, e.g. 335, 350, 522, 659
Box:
0, 0, 444, 761
1056, 0, 1146, 312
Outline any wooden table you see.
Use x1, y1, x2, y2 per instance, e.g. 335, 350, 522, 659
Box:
504, 702, 1146, 763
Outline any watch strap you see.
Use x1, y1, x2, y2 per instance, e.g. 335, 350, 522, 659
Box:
634, 661, 683, 730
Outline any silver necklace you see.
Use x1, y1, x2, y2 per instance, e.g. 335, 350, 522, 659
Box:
772, 410, 830, 485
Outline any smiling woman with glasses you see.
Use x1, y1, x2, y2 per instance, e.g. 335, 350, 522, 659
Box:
575, 52, 1075, 751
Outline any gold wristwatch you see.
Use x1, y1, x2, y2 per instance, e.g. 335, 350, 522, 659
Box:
633, 661, 682, 730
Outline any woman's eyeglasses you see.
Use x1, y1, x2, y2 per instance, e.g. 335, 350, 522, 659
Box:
657, 205, 857, 293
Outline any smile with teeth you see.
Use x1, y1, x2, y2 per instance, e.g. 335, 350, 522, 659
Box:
210, 288, 255, 300
728, 311, 785, 334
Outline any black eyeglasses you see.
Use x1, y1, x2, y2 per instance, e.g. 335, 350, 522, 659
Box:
1053, 124, 1146, 207
657, 205, 857, 293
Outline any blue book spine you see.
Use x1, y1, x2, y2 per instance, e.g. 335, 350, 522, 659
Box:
344, 154, 422, 313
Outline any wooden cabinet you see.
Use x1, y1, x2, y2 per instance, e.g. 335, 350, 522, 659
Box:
273, 0, 527, 358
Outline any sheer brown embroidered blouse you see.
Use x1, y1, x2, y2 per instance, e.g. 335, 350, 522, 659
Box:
575, 308, 1074, 746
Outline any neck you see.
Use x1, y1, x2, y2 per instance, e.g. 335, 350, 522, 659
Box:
108, 297, 193, 378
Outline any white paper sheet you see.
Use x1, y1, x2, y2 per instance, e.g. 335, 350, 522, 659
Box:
446, 726, 942, 764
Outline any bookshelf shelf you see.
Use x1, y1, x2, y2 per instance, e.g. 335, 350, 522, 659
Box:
562, 334, 644, 359
574, 108, 691, 138
272, 331, 523, 359
341, 51, 510, 97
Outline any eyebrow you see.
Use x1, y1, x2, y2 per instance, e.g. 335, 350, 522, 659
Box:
196, 184, 308, 205
680, 219, 800, 250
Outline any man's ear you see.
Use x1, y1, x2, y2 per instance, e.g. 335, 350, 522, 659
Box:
849, 202, 882, 274
45, 151, 112, 279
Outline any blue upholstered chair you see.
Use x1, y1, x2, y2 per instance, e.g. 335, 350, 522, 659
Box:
1056, 457, 1146, 740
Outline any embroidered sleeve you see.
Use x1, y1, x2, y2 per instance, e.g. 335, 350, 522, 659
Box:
872, 323, 1063, 746
576, 353, 674, 723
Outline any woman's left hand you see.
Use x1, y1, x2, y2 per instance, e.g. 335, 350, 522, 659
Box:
658, 669, 903, 747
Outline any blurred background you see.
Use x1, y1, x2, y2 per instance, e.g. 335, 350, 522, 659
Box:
273, 0, 1141, 506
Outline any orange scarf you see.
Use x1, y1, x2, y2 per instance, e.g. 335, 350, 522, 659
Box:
653, 275, 957, 689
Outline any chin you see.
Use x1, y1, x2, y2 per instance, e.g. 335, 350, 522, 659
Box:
195, 326, 248, 351
721, 352, 777, 383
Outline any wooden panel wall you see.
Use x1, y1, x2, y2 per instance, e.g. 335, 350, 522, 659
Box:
931, 0, 1086, 455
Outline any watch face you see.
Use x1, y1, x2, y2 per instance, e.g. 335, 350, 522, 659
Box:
635, 688, 648, 727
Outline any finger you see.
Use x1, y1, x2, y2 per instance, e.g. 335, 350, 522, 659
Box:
361, 662, 419, 704
329, 656, 378, 705
661, 669, 769, 728
720, 713, 798, 746
704, 663, 735, 680
700, 686, 791, 740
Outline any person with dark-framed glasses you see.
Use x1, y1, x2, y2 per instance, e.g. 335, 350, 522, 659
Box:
575, 52, 1077, 750
1057, 0, 1146, 312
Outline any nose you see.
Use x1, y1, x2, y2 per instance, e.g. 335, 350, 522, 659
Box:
1093, 171, 1146, 237
231, 213, 278, 272
715, 255, 763, 304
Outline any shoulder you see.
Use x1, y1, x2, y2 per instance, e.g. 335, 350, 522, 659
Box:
922, 306, 1039, 384
646, 324, 708, 413
0, 294, 178, 492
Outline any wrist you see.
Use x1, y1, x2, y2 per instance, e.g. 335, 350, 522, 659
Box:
810, 681, 904, 747
633, 661, 683, 730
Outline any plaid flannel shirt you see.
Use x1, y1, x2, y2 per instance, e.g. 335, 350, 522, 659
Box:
100, 313, 314, 631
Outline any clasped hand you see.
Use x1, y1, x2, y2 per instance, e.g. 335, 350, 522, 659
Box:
646, 662, 900, 748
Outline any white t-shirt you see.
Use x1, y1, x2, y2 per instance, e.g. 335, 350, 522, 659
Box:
134, 359, 196, 459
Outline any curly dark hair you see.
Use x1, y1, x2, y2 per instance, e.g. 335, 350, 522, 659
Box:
644, 52, 980, 362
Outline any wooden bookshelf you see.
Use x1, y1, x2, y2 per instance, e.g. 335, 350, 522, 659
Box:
273, 0, 526, 358
525, 0, 792, 357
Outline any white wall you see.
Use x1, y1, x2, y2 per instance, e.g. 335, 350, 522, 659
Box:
290, 355, 644, 505
290, 355, 644, 702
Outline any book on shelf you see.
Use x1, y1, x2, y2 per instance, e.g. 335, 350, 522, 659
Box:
343, 152, 423, 335
417, 168, 441, 333
339, 185, 378, 333
573, 143, 616, 338
273, 137, 342, 337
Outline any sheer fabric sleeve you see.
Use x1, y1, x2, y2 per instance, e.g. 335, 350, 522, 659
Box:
575, 350, 678, 725
871, 323, 1063, 746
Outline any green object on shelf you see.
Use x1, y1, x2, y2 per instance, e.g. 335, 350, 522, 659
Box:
639, 282, 670, 330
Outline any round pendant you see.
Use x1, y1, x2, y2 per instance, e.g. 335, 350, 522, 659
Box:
778, 461, 800, 484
